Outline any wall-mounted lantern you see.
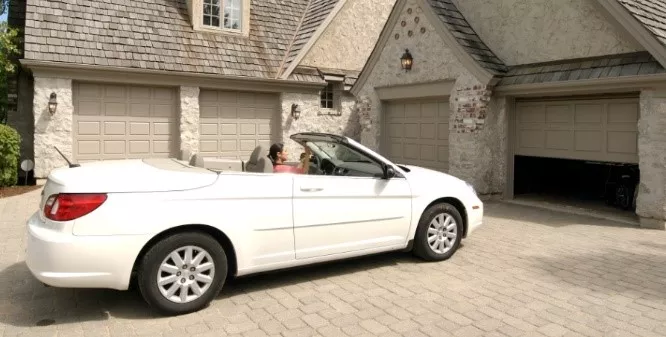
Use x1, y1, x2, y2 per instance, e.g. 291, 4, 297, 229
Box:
291, 103, 301, 120
400, 49, 413, 71
48, 92, 58, 115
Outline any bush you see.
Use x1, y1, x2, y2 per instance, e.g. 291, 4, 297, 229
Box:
0, 124, 21, 187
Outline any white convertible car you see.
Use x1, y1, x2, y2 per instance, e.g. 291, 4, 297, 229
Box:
26, 132, 483, 315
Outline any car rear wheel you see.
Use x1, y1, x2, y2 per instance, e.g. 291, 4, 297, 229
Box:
137, 231, 227, 315
412, 202, 463, 261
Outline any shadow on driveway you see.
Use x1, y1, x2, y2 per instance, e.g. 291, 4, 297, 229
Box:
484, 201, 641, 229
0, 246, 458, 327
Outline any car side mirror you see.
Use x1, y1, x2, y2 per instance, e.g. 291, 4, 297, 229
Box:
384, 166, 396, 179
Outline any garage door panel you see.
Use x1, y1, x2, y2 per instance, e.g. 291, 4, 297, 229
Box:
74, 82, 178, 161
575, 105, 603, 124
609, 103, 638, 123
516, 98, 638, 163
608, 131, 637, 154
103, 121, 126, 135
383, 98, 450, 172
421, 124, 435, 139
574, 131, 602, 151
546, 105, 571, 123
199, 89, 279, 159
546, 130, 572, 150
105, 102, 127, 116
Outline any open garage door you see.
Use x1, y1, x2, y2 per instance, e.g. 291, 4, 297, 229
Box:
382, 98, 450, 172
515, 97, 639, 164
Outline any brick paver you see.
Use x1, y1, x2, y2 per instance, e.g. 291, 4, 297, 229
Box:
2, 189, 666, 336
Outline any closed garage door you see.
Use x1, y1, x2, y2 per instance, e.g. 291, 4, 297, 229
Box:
73, 82, 178, 162
383, 98, 450, 172
515, 97, 639, 163
199, 89, 279, 159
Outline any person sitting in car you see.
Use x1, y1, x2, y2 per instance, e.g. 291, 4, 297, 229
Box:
268, 142, 311, 174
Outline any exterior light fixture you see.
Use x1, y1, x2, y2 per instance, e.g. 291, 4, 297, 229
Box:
400, 49, 413, 71
291, 103, 301, 120
48, 92, 58, 115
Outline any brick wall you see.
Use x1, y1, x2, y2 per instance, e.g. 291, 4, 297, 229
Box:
452, 85, 493, 133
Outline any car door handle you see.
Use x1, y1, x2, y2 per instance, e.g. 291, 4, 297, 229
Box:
300, 186, 324, 192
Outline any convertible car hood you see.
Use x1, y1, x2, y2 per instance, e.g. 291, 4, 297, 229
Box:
46, 158, 219, 193
399, 164, 466, 187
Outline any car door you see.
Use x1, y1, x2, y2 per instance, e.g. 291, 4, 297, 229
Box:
292, 141, 412, 260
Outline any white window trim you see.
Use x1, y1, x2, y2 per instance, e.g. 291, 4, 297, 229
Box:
188, 0, 251, 37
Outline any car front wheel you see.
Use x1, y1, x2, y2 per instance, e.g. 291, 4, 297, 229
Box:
413, 202, 463, 261
137, 231, 227, 315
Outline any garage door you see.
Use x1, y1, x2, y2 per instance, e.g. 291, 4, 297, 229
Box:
73, 82, 178, 162
199, 90, 279, 159
383, 98, 450, 172
515, 97, 639, 163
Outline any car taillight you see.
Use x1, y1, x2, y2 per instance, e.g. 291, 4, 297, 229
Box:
43, 193, 107, 221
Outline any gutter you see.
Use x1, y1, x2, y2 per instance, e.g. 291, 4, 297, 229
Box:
494, 73, 666, 96
20, 59, 328, 92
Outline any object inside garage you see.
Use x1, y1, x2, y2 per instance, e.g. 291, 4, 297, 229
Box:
511, 95, 641, 218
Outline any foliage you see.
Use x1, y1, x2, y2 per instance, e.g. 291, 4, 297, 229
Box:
0, 123, 20, 187
0, 0, 20, 124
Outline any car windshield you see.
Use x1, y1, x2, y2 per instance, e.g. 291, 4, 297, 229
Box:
308, 141, 372, 163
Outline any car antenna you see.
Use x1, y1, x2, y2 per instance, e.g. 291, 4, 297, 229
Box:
54, 146, 80, 168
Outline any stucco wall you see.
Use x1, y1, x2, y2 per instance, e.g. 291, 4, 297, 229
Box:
452, 0, 643, 65
32, 77, 74, 178
636, 90, 666, 229
300, 0, 396, 71
280, 91, 359, 161
356, 0, 506, 195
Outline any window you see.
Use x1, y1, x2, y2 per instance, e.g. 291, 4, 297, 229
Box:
203, 0, 242, 30
320, 82, 335, 109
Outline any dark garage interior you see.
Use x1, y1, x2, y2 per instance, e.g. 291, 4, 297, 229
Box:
513, 155, 640, 213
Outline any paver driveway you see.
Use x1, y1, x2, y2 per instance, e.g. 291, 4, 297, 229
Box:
1, 188, 666, 337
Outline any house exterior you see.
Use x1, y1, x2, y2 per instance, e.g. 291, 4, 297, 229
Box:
351, 0, 666, 229
6, 0, 395, 177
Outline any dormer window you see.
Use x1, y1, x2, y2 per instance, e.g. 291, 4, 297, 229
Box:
203, 0, 242, 30
188, 0, 250, 37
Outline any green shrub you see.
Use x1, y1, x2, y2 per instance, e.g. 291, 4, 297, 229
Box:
0, 124, 21, 187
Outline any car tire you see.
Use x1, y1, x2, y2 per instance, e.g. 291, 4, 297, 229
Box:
137, 231, 227, 316
412, 202, 463, 262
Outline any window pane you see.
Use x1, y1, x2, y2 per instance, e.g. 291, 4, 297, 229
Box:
203, 15, 211, 25
212, 16, 220, 27
204, 0, 211, 4
203, 4, 210, 14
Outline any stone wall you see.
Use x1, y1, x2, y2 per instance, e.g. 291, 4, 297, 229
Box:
636, 90, 666, 229
280, 90, 358, 161
32, 77, 73, 178
356, 0, 507, 196
452, 0, 643, 65
179, 86, 200, 161
300, 0, 396, 72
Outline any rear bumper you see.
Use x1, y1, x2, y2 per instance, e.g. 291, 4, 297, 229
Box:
25, 212, 150, 290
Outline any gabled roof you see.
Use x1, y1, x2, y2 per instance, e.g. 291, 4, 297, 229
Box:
278, 0, 343, 78
427, 0, 507, 75
352, 0, 506, 95
20, 0, 329, 80
617, 0, 666, 47
595, 0, 666, 69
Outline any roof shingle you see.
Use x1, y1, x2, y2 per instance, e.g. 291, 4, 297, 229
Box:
617, 0, 666, 48
426, 0, 507, 75
279, 0, 341, 75
22, 0, 312, 79
497, 52, 665, 86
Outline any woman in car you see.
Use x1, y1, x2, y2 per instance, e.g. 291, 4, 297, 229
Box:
268, 142, 311, 174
